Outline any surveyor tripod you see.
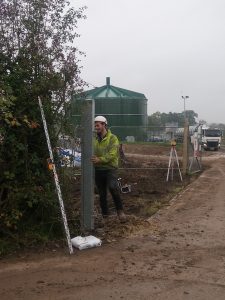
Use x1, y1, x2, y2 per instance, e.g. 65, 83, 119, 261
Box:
166, 141, 183, 182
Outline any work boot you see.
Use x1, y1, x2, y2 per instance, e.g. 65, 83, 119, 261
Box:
117, 210, 127, 223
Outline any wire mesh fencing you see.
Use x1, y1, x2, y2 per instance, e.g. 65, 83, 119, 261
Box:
56, 125, 197, 232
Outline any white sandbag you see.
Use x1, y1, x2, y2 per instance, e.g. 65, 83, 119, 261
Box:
71, 235, 102, 250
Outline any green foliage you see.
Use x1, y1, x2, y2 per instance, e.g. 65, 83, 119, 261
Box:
148, 110, 198, 127
0, 0, 86, 251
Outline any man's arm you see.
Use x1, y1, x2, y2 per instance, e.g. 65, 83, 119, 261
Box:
92, 135, 119, 165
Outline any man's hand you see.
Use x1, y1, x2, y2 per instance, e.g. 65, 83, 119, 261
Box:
91, 156, 101, 164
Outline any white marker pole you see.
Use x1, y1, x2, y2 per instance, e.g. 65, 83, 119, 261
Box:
38, 97, 73, 255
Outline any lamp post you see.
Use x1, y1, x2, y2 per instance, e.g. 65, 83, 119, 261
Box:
181, 95, 189, 120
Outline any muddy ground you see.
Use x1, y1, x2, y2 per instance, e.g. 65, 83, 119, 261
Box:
40, 143, 193, 241
1, 146, 225, 299
66, 143, 206, 241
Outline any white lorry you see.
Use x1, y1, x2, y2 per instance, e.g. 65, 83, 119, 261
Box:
201, 126, 222, 151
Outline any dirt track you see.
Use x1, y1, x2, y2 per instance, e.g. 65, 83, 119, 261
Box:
1, 154, 225, 299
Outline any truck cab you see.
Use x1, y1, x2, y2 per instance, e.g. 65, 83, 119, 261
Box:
202, 128, 221, 151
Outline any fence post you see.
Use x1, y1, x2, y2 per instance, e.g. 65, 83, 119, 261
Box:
182, 119, 189, 175
81, 98, 95, 231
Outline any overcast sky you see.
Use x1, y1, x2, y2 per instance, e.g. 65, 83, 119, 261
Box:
72, 0, 225, 123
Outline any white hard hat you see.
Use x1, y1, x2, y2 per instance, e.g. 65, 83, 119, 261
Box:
94, 116, 107, 125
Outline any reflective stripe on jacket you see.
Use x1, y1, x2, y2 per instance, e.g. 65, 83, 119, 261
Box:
94, 130, 119, 169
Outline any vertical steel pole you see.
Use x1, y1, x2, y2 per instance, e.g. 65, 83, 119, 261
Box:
81, 98, 95, 230
182, 119, 189, 175
38, 97, 73, 255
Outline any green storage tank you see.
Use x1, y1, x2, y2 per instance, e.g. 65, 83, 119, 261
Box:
71, 77, 148, 141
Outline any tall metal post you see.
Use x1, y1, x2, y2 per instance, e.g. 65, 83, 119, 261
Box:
182, 95, 189, 120
182, 119, 189, 175
181, 95, 189, 175
81, 98, 95, 231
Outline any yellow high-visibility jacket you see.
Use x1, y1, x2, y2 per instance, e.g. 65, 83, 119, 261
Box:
94, 130, 119, 169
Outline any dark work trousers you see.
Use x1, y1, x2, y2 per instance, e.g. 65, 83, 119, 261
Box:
95, 169, 123, 216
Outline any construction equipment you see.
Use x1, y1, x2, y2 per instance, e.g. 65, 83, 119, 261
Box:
166, 140, 183, 182
117, 178, 137, 193
38, 96, 73, 255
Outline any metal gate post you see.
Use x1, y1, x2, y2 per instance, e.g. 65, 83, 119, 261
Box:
182, 119, 189, 175
81, 98, 95, 230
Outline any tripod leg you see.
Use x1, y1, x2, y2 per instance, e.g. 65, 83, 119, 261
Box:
189, 157, 194, 172
166, 148, 173, 181
174, 149, 183, 182
171, 149, 175, 181
196, 157, 201, 170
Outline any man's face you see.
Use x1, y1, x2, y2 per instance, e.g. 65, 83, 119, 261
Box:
95, 122, 105, 134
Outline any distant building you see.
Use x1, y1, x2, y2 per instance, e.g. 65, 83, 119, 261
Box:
70, 77, 148, 141
165, 122, 178, 140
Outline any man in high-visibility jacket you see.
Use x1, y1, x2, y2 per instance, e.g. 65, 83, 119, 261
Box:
91, 116, 126, 222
